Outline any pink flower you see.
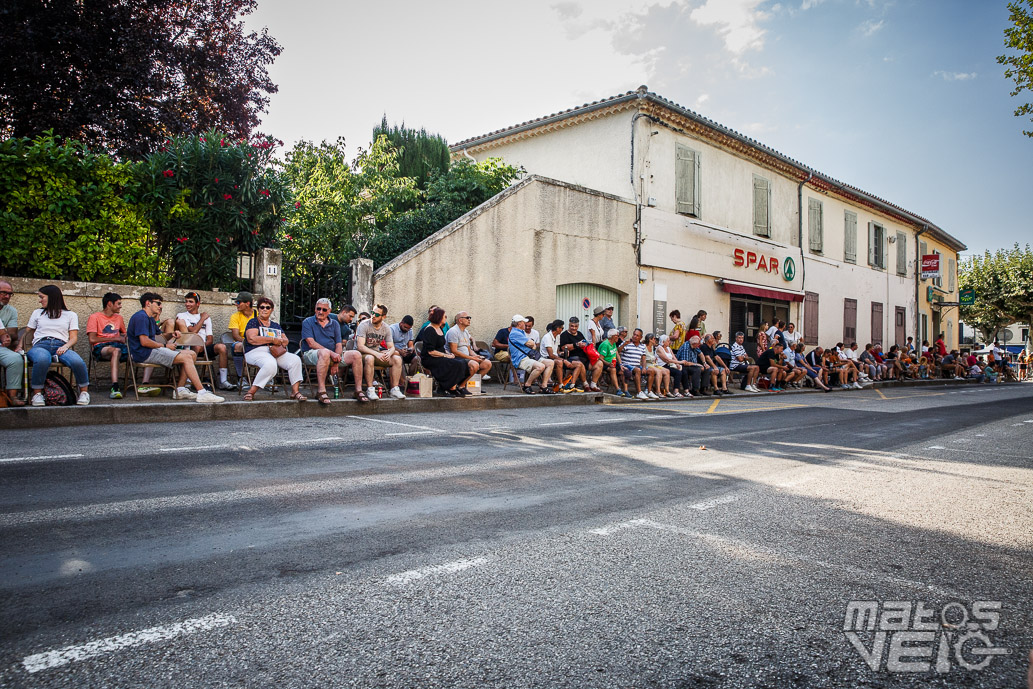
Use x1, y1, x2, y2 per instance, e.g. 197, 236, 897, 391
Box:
239, 211, 244, 215
214, 178, 219, 183
220, 139, 227, 147
176, 237, 188, 243
207, 202, 213, 206
294, 202, 301, 209
199, 137, 206, 143
251, 229, 259, 235
233, 185, 238, 189
163, 170, 174, 178
285, 234, 293, 240
215, 238, 220, 243
223, 193, 232, 200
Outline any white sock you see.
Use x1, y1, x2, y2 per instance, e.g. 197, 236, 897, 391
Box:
219, 368, 228, 383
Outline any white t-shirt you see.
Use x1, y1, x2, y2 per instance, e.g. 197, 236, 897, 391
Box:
176, 311, 213, 341
586, 319, 604, 344
783, 330, 801, 348
445, 326, 474, 356
843, 348, 858, 361
524, 328, 540, 344
27, 309, 79, 345
766, 325, 779, 340
541, 331, 560, 357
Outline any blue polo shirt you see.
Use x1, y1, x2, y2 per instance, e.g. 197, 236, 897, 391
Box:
300, 315, 341, 353
127, 309, 158, 362
508, 327, 532, 367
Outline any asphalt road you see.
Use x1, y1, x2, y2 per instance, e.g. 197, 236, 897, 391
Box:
1, 383, 1031, 688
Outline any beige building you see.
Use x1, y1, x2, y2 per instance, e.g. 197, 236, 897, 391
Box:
375, 87, 966, 348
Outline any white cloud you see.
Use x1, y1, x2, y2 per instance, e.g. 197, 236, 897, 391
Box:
695, 93, 711, 108
933, 71, 977, 82
551, 1, 583, 20
690, 0, 770, 54
800, 0, 826, 9
859, 19, 884, 36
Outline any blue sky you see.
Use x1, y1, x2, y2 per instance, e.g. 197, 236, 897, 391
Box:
246, 0, 1029, 256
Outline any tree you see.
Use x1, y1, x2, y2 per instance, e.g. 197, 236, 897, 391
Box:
135, 131, 285, 290
372, 116, 451, 190
959, 248, 1020, 343
998, 0, 1033, 137
1001, 244, 1033, 345
0, 132, 156, 283
278, 136, 419, 266
0, 0, 281, 158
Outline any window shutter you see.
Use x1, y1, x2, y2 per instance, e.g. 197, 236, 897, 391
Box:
949, 258, 956, 292
808, 198, 823, 252
694, 152, 702, 217
896, 231, 907, 275
867, 222, 876, 266
753, 176, 770, 237
883, 230, 889, 271
804, 292, 819, 345
676, 145, 698, 217
919, 241, 927, 279
844, 212, 857, 263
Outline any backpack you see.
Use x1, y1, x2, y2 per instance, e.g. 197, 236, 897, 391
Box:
44, 371, 75, 406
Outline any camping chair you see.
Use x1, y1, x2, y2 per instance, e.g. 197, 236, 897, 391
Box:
124, 334, 176, 400
20, 327, 72, 394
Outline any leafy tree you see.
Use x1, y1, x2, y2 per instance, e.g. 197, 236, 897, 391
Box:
278, 136, 419, 265
0, 133, 156, 283
372, 116, 451, 190
998, 0, 1033, 137
0, 0, 281, 158
1001, 244, 1033, 343
959, 248, 1020, 343
135, 130, 285, 290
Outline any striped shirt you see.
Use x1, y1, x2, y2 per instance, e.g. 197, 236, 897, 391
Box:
621, 341, 647, 367
730, 341, 748, 366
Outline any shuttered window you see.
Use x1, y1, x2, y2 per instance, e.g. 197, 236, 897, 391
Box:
804, 292, 820, 345
808, 198, 823, 253
871, 302, 883, 345
933, 250, 942, 288
868, 222, 887, 269
752, 175, 771, 237
844, 211, 857, 263
948, 258, 956, 292
895, 231, 907, 275
676, 144, 701, 217
844, 298, 857, 342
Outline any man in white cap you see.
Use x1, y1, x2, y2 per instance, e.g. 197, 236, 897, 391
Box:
507, 314, 554, 394
600, 304, 616, 334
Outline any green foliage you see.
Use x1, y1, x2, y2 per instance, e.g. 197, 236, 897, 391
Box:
959, 244, 1033, 342
277, 136, 419, 266
136, 130, 285, 289
0, 132, 156, 282
372, 116, 451, 190
998, 0, 1033, 137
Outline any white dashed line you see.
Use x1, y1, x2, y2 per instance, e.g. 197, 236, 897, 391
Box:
345, 416, 434, 431
385, 557, 489, 585
159, 445, 229, 452
541, 422, 573, 427
926, 446, 946, 450
0, 453, 84, 464
589, 518, 650, 536
690, 494, 740, 511
22, 613, 237, 674
384, 431, 430, 437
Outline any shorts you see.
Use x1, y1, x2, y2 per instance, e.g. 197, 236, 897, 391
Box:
371, 353, 396, 368
621, 364, 640, 377
92, 342, 128, 359
729, 362, 748, 373
301, 349, 322, 366
142, 346, 178, 368
517, 358, 539, 372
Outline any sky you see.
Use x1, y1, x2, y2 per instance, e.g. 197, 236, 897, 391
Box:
244, 0, 1031, 257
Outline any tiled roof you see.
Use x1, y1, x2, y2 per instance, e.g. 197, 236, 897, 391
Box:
450, 87, 966, 252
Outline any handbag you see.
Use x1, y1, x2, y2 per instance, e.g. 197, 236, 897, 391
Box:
510, 339, 541, 361
269, 344, 288, 358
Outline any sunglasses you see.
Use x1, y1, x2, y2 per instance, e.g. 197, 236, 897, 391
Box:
258, 305, 273, 310
152, 301, 163, 307
315, 307, 329, 312
372, 312, 383, 317
0, 291, 12, 297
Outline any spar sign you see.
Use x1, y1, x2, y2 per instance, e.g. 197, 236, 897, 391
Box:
921, 254, 941, 280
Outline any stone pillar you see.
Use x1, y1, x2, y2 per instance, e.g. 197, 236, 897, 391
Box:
350, 258, 374, 314
254, 248, 283, 321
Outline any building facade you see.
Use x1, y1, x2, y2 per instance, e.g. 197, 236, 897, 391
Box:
375, 87, 966, 348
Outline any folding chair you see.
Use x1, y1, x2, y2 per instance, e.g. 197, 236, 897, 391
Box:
221, 331, 246, 387
124, 334, 176, 400
21, 327, 73, 393
175, 332, 215, 391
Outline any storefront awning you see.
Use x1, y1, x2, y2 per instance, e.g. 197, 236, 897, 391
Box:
717, 279, 805, 303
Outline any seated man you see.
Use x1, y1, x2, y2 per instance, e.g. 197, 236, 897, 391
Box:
804, 346, 831, 389
301, 298, 366, 403
795, 343, 831, 391
126, 293, 224, 403
175, 291, 233, 391
757, 342, 788, 391
390, 315, 423, 380
700, 333, 731, 395
492, 321, 515, 362
780, 341, 807, 388
940, 349, 966, 380
86, 292, 128, 399
0, 280, 24, 405
446, 311, 492, 382
508, 314, 553, 394
597, 328, 625, 396
228, 291, 256, 384
618, 328, 650, 399
542, 319, 586, 393
729, 331, 761, 392
675, 335, 707, 396
355, 304, 405, 400
559, 317, 602, 392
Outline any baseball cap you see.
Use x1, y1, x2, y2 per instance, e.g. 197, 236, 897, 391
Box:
235, 291, 253, 303
592, 305, 605, 316
512, 314, 526, 323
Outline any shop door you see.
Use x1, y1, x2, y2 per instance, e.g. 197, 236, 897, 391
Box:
556, 283, 620, 328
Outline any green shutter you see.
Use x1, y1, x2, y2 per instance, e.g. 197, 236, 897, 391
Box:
676, 144, 698, 217
753, 176, 770, 237
808, 198, 823, 252
867, 222, 876, 266
896, 232, 907, 275
844, 211, 857, 263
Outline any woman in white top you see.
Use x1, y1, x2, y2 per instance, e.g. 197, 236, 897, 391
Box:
24, 285, 90, 405
656, 334, 686, 398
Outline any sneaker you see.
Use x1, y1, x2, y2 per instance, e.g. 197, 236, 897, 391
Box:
482, 374, 491, 382
138, 386, 162, 397
561, 384, 575, 394
366, 386, 380, 400
76, 391, 90, 406
217, 379, 235, 391
173, 387, 197, 401
388, 386, 405, 400
109, 385, 123, 400
196, 389, 225, 404
573, 385, 585, 393
722, 388, 734, 394
853, 382, 863, 389
647, 391, 659, 399
635, 391, 648, 400
31, 392, 45, 407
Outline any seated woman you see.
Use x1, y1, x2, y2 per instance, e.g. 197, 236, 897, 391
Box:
643, 333, 672, 398
24, 285, 90, 405
420, 307, 472, 397
656, 335, 686, 398
243, 297, 306, 401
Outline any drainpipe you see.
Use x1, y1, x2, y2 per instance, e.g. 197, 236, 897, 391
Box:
461, 148, 476, 164
630, 110, 648, 330
796, 172, 813, 324
915, 225, 927, 345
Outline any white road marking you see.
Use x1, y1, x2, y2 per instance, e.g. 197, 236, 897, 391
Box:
345, 416, 434, 431
0, 453, 84, 464
926, 446, 946, 450
588, 519, 650, 536
541, 422, 573, 426
159, 445, 229, 452
689, 494, 740, 511
385, 557, 489, 585
384, 431, 430, 437
21, 613, 237, 674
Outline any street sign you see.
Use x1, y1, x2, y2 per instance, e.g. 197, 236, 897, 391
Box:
921, 254, 941, 279
959, 289, 975, 306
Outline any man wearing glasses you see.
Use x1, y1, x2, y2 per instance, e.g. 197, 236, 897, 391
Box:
126, 293, 224, 403
228, 291, 255, 385
0, 281, 24, 405
355, 304, 405, 400
175, 292, 234, 390
300, 298, 366, 403
446, 312, 492, 381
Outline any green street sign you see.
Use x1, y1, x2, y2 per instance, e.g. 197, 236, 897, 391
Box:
959, 289, 975, 306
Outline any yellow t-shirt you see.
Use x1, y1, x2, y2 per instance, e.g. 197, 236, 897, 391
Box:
229, 309, 254, 337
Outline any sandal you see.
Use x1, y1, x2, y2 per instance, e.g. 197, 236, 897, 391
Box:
522, 385, 537, 394
291, 391, 308, 402
242, 391, 255, 401
316, 391, 332, 406
354, 390, 370, 403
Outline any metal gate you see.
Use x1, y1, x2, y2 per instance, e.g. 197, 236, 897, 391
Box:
555, 283, 621, 328
280, 261, 350, 333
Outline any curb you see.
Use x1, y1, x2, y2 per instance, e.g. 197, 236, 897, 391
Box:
0, 390, 604, 430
